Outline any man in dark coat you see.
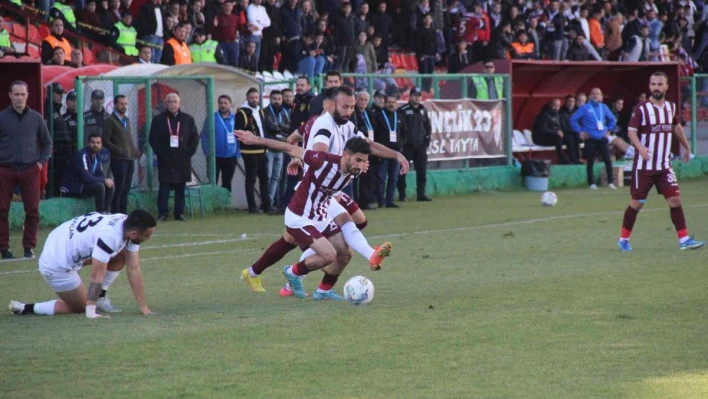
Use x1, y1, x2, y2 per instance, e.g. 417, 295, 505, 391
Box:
149, 93, 200, 222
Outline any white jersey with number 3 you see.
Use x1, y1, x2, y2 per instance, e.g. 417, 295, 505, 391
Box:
39, 213, 140, 273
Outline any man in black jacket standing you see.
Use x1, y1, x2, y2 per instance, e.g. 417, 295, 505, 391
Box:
334, 1, 356, 72
290, 76, 313, 129
262, 90, 290, 211
415, 14, 438, 92
103, 95, 140, 214
397, 88, 432, 202
235, 88, 271, 214
354, 90, 377, 209
149, 93, 200, 221
532, 98, 579, 164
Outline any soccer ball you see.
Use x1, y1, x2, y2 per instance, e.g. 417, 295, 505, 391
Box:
541, 191, 558, 207
343, 276, 374, 305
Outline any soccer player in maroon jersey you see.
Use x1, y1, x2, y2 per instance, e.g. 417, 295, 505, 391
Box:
619, 72, 705, 251
240, 88, 407, 296
235, 129, 391, 300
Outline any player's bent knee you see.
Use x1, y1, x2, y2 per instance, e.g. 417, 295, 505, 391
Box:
334, 212, 353, 227
667, 196, 682, 207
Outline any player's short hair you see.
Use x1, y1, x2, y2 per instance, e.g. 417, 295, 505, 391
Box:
125, 210, 157, 232
87, 133, 102, 142
329, 86, 354, 101
651, 71, 669, 83
344, 137, 371, 156
8, 80, 28, 93
270, 89, 282, 97
246, 87, 259, 96
114, 94, 126, 103
218, 94, 232, 103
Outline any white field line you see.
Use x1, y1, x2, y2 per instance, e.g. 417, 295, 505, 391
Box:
1, 203, 706, 276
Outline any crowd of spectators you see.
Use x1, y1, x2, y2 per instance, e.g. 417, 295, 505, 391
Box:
6, 0, 708, 82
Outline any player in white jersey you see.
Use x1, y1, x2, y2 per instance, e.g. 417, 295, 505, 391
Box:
9, 210, 156, 318
241, 87, 409, 295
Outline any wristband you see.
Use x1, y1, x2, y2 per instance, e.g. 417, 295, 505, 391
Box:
86, 305, 97, 318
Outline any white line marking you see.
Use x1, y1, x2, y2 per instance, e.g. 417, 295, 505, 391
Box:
1, 203, 707, 276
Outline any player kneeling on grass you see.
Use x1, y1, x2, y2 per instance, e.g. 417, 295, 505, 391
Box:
9, 210, 156, 318
235, 129, 391, 300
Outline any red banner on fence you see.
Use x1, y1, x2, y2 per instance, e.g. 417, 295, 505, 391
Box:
423, 99, 506, 161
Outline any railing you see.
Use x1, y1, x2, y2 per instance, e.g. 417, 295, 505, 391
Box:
680, 75, 707, 156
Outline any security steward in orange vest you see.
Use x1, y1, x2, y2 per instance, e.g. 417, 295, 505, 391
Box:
510, 31, 536, 60
160, 22, 192, 65
41, 18, 73, 65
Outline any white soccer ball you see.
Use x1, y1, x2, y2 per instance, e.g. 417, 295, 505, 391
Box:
343, 276, 374, 305
541, 191, 558, 207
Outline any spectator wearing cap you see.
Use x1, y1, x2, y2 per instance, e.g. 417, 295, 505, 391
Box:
511, 31, 536, 59
370, 89, 385, 114
135, 0, 164, 63
61, 91, 79, 173
59, 133, 115, 213
0, 81, 52, 259
471, 60, 504, 100
210, 0, 241, 68
83, 89, 113, 179
112, 10, 138, 56
190, 28, 224, 63
138, 44, 152, 64
102, 94, 139, 214
245, 0, 271, 72
161, 22, 193, 65
41, 18, 73, 66
397, 88, 432, 202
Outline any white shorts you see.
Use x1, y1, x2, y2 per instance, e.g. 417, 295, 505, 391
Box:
39, 267, 82, 293
284, 208, 331, 233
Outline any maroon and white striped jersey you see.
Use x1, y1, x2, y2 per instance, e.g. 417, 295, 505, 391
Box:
628, 100, 678, 171
288, 150, 358, 221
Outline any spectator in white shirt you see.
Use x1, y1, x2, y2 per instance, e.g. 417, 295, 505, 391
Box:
246, 0, 271, 72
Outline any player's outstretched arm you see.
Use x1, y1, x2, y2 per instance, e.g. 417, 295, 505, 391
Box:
368, 141, 409, 174
87, 259, 110, 319
286, 131, 302, 145
235, 130, 305, 160
125, 250, 151, 316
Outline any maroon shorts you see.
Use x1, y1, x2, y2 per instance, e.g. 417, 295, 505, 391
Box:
337, 193, 360, 215
286, 220, 341, 251
631, 167, 680, 201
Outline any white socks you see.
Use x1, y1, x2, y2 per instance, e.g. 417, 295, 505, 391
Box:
34, 300, 57, 316
248, 267, 258, 278
341, 222, 375, 261
625, 146, 635, 158
102, 271, 121, 291
300, 248, 316, 262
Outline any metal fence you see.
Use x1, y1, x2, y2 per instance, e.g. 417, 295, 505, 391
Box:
74, 76, 216, 192
681, 74, 708, 156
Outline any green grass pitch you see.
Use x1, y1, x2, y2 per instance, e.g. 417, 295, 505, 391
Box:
2, 181, 708, 398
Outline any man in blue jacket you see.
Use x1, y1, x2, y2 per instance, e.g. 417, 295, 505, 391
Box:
59, 133, 115, 212
201, 94, 239, 193
570, 87, 617, 189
